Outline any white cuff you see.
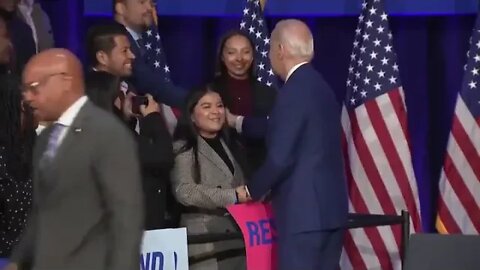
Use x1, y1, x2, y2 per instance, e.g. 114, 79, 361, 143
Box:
235, 116, 244, 133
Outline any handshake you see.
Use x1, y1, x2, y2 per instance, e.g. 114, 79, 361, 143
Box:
235, 185, 252, 203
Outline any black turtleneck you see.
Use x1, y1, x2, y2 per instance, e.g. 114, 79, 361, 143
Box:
202, 136, 234, 174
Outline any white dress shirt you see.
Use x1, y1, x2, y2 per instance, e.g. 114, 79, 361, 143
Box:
35, 124, 46, 135
125, 26, 142, 45
56, 96, 88, 146
285, 62, 308, 82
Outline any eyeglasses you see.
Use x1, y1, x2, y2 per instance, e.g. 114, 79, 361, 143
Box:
21, 72, 67, 94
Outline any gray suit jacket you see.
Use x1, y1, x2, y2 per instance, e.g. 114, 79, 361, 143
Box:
31, 3, 54, 51
171, 137, 246, 269
11, 101, 144, 270
171, 136, 244, 209
18, 2, 54, 52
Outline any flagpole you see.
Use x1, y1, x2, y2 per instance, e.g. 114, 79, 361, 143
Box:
151, 0, 158, 26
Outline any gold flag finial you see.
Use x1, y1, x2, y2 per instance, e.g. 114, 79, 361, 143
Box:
259, 0, 266, 10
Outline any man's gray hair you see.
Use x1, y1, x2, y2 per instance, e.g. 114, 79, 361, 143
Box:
275, 19, 314, 60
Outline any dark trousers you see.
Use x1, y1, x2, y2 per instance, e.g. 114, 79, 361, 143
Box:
278, 229, 345, 270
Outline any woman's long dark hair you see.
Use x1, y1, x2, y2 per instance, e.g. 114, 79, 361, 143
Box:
85, 70, 121, 113
173, 86, 250, 183
0, 75, 35, 181
214, 29, 257, 80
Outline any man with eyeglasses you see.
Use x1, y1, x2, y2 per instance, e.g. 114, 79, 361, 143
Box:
4, 48, 144, 270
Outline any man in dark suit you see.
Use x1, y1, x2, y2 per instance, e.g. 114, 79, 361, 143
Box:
243, 19, 348, 270
86, 22, 177, 229
5, 48, 144, 270
0, 0, 35, 74
113, 0, 186, 107
17, 0, 55, 53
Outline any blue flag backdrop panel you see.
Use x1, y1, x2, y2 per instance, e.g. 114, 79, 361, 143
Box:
83, 0, 480, 16
39, 0, 477, 232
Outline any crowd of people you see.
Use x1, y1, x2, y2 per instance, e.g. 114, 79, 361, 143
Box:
0, 1, 347, 270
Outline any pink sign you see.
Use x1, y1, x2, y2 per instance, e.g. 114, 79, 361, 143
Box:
227, 202, 277, 270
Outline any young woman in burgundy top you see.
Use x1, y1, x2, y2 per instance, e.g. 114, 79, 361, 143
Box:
211, 30, 276, 172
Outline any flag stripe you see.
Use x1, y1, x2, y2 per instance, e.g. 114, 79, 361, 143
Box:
440, 169, 478, 233
386, 89, 420, 208
455, 95, 480, 154
437, 13, 480, 235
388, 88, 409, 148
342, 120, 390, 269
343, 232, 368, 270
343, 112, 395, 270
342, 1, 421, 268
355, 101, 404, 250
373, 91, 421, 231
350, 108, 399, 217
437, 195, 461, 234
443, 153, 480, 232
340, 247, 355, 270
448, 122, 480, 206
451, 116, 480, 182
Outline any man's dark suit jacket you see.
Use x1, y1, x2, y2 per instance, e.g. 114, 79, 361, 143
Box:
248, 63, 348, 232
124, 28, 187, 108
5, 14, 36, 74
135, 112, 176, 229
10, 101, 144, 270
112, 78, 177, 229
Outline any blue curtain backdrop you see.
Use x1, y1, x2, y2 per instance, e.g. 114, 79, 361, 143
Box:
39, 0, 477, 232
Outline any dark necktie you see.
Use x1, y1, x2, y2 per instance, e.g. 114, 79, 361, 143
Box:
136, 38, 146, 57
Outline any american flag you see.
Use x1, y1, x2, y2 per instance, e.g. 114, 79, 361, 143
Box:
339, 0, 422, 269
436, 13, 480, 234
142, 26, 171, 82
140, 25, 178, 134
239, 0, 276, 88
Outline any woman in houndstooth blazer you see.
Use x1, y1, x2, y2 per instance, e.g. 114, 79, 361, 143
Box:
171, 86, 250, 270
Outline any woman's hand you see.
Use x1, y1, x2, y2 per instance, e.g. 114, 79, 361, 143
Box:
235, 185, 252, 203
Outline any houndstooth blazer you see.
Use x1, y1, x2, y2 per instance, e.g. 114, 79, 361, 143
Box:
171, 136, 247, 269
171, 136, 245, 209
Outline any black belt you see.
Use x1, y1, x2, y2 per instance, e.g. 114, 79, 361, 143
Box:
183, 206, 229, 216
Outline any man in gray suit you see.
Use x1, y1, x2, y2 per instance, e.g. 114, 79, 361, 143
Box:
5, 48, 144, 270
17, 0, 54, 53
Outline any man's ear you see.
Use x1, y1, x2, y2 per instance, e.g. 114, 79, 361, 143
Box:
278, 43, 285, 60
115, 2, 126, 16
61, 74, 74, 93
96, 51, 109, 66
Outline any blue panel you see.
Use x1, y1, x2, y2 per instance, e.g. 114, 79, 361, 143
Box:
85, 0, 479, 17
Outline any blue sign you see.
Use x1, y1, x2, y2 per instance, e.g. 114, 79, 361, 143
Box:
85, 0, 479, 16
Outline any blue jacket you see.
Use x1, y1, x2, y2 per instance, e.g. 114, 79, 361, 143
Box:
248, 63, 348, 233
125, 31, 187, 108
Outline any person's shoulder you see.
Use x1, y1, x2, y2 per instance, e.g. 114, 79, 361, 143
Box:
173, 140, 197, 160
292, 64, 328, 88
173, 140, 189, 153
84, 102, 131, 136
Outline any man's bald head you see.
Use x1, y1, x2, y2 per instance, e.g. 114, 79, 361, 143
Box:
26, 48, 84, 84
23, 49, 86, 121
272, 19, 314, 61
